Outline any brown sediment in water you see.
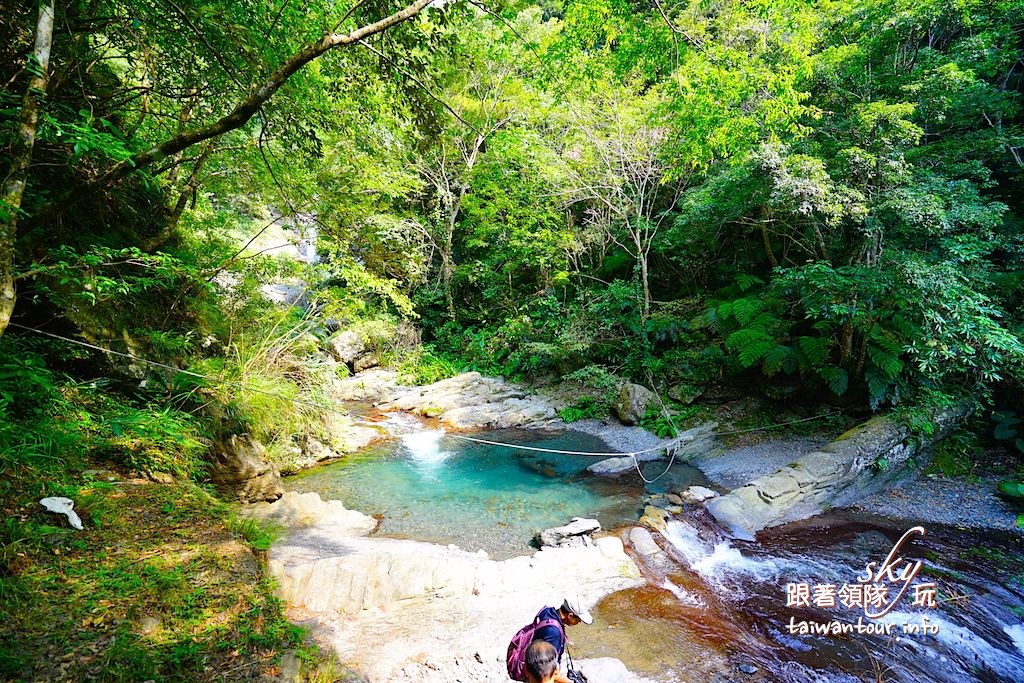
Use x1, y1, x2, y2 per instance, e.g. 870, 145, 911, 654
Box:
572, 585, 734, 680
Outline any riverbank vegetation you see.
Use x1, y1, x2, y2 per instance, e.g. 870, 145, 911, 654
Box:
2, 0, 1024, 677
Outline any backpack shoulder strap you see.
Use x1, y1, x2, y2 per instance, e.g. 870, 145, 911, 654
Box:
534, 617, 562, 631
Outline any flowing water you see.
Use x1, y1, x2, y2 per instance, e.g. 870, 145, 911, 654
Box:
285, 419, 1024, 682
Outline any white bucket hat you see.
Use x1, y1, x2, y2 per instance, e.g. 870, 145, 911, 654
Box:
561, 594, 594, 624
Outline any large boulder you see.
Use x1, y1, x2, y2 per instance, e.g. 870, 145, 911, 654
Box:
705, 405, 970, 539
353, 353, 380, 373
536, 517, 601, 548
668, 384, 704, 404
587, 422, 719, 476
325, 330, 366, 365
208, 434, 284, 504
614, 383, 655, 425
334, 368, 401, 402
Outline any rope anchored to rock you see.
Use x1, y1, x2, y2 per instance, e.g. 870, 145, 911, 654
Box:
9, 323, 841, 484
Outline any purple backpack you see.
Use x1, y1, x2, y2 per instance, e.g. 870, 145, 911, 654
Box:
506, 610, 563, 681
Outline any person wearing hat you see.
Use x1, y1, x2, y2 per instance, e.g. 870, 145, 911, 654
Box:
532, 594, 594, 664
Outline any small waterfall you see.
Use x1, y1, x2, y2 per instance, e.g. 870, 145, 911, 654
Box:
663, 520, 784, 585
400, 429, 452, 465
370, 411, 430, 436
396, 425, 455, 482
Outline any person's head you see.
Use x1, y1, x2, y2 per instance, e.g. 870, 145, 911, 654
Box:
525, 639, 559, 683
558, 594, 594, 627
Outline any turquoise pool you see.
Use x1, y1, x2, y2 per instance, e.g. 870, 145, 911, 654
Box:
285, 427, 703, 558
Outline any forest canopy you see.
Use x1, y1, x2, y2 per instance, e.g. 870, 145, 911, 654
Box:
1, 0, 1022, 419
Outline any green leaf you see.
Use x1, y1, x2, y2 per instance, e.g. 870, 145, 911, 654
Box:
798, 336, 830, 366
997, 481, 1024, 499
867, 345, 903, 379
866, 370, 890, 406
763, 344, 794, 375
819, 367, 848, 396
736, 274, 763, 292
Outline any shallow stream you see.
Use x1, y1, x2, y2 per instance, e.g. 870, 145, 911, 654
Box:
285, 420, 1024, 682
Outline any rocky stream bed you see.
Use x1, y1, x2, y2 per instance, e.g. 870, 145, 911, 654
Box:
232, 368, 1024, 683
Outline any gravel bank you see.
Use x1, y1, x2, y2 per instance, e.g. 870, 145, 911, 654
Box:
851, 472, 1023, 534
568, 418, 677, 455
689, 434, 831, 489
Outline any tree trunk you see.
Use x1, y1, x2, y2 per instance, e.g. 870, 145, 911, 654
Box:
442, 207, 456, 319
839, 319, 855, 367
439, 133, 487, 320
633, 228, 650, 319
0, 0, 55, 338
639, 252, 651, 319
760, 207, 778, 268
144, 142, 214, 252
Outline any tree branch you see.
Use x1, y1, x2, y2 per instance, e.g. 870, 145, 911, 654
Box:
29, 0, 436, 225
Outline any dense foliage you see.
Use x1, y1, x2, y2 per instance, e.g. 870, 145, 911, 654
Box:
2, 0, 1023, 675
1, 0, 1022, 470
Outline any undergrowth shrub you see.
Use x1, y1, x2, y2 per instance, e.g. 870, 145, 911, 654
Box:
558, 365, 620, 422
394, 346, 459, 386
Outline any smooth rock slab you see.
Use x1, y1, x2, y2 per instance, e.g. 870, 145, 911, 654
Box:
705, 405, 969, 538
627, 527, 662, 557
374, 372, 564, 430
248, 492, 643, 683
588, 423, 718, 475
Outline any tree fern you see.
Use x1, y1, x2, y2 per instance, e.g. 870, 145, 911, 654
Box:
763, 344, 797, 375
867, 344, 903, 379
798, 335, 831, 366
726, 328, 775, 368
866, 369, 891, 409
819, 366, 849, 395
731, 296, 763, 327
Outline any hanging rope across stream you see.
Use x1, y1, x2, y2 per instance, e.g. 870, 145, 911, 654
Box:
9, 323, 840, 483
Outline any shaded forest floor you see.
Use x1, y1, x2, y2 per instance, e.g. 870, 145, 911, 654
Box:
0, 479, 348, 682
